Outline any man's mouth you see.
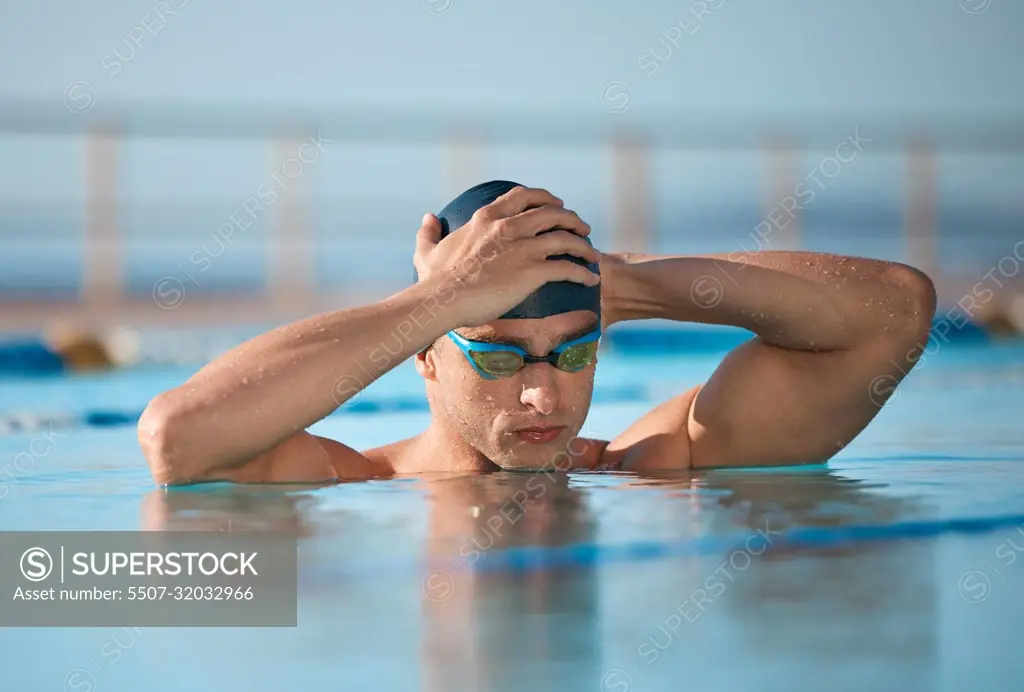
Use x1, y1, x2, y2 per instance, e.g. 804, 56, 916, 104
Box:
511, 426, 567, 444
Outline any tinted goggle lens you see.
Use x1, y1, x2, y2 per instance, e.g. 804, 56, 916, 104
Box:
470, 350, 524, 378
468, 341, 598, 378
556, 341, 599, 372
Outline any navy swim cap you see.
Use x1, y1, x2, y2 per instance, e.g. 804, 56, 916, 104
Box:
421, 180, 601, 321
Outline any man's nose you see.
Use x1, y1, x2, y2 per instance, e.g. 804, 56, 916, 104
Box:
518, 364, 560, 415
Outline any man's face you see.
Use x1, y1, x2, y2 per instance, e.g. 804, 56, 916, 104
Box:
421, 310, 599, 470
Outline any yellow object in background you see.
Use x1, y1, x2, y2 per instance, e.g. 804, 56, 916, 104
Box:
42, 322, 140, 372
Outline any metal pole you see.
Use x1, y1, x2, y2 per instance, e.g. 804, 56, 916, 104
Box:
764, 135, 801, 250
443, 133, 482, 201
83, 129, 121, 309
906, 139, 937, 280
268, 135, 314, 313
611, 137, 649, 254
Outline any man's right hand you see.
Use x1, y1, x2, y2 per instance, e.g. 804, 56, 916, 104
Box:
413, 186, 601, 328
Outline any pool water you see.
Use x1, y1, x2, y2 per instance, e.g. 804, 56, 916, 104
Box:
2, 335, 1024, 691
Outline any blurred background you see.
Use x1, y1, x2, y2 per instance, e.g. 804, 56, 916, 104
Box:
1, 0, 1022, 338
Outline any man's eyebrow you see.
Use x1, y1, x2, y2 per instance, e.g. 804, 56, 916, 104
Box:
462, 332, 531, 349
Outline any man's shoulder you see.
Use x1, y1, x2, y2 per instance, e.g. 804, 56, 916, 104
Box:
591, 384, 701, 472
313, 434, 406, 480
568, 437, 613, 470
358, 436, 423, 476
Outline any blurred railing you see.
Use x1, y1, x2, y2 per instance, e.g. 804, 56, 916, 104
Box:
1, 99, 1022, 330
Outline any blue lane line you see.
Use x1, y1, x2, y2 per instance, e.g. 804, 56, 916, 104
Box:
456, 513, 1024, 574
296, 512, 1024, 585
0, 340, 66, 374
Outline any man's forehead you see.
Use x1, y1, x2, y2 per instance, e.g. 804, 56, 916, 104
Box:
461, 312, 598, 343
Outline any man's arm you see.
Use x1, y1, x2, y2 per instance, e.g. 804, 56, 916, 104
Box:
598, 250, 937, 470
138, 282, 458, 485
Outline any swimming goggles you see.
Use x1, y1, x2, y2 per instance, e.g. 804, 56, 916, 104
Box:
447, 329, 601, 380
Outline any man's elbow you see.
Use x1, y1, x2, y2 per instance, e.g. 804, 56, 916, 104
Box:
137, 394, 193, 486
883, 263, 938, 339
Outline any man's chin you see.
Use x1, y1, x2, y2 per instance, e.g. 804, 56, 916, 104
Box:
495, 438, 578, 472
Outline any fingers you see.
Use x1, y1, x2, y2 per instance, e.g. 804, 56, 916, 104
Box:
486, 186, 563, 219
415, 213, 442, 255
503, 203, 593, 239
528, 230, 600, 264
537, 259, 602, 287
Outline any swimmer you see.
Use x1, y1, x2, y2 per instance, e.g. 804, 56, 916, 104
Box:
138, 182, 938, 485
0, 322, 139, 374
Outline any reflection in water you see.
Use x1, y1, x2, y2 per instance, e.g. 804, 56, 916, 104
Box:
140, 484, 322, 535
604, 467, 937, 690
418, 472, 600, 692
707, 469, 936, 687
139, 467, 941, 689
140, 474, 605, 691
